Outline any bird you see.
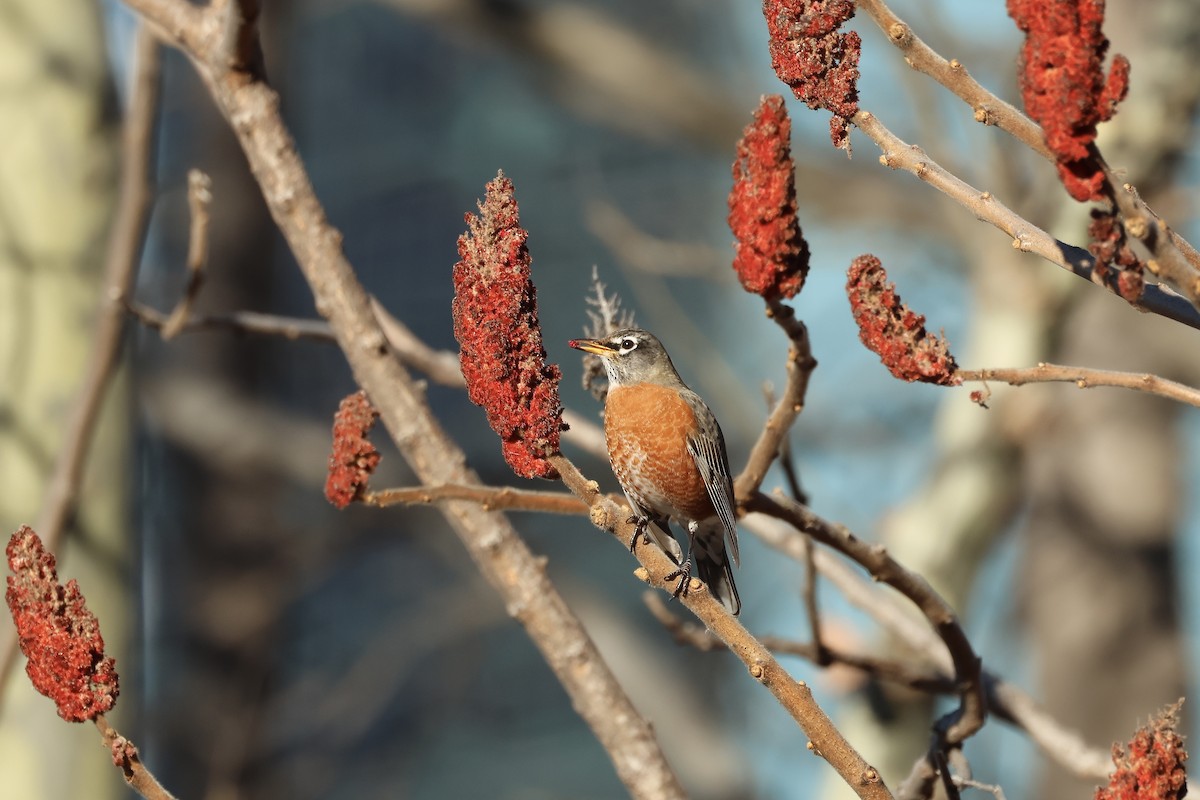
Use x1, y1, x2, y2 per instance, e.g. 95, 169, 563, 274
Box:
569, 328, 741, 614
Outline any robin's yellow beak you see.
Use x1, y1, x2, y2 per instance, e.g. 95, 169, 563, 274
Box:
568, 338, 615, 357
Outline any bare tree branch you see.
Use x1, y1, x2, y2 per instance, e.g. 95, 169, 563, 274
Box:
855, 0, 1051, 159
130, 300, 335, 341
160, 169, 212, 339
129, 294, 611, 457
958, 362, 1200, 408
365, 485, 587, 515
34, 25, 159, 552
734, 300, 817, 496
94, 714, 178, 800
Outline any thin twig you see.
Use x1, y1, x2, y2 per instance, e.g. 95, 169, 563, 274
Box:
130, 300, 336, 341
369, 295, 465, 388
1107, 176, 1200, 301
799, 528, 826, 662
896, 751, 939, 800
34, 25, 160, 548
160, 168, 212, 339
94, 714, 178, 800
934, 748, 961, 800
774, 394, 809, 506
953, 777, 1006, 800
364, 485, 587, 515
734, 300, 817, 497
761, 382, 821, 660
957, 363, 1200, 408
986, 675, 1111, 779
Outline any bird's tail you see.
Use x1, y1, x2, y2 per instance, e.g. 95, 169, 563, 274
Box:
692, 521, 741, 615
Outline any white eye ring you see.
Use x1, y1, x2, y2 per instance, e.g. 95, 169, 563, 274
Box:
618, 337, 638, 353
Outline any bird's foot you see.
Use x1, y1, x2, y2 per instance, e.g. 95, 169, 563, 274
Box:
626, 514, 651, 553
664, 558, 693, 600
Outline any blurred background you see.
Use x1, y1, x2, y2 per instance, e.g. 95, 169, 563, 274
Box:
2, 0, 1199, 798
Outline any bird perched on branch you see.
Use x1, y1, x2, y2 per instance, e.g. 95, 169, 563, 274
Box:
570, 329, 741, 614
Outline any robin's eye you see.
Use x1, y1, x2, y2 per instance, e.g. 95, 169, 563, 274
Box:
618, 338, 637, 352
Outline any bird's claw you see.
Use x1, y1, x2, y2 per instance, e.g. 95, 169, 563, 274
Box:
664, 559, 693, 600
627, 514, 651, 553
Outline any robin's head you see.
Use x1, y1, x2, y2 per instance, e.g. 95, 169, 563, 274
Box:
568, 328, 682, 388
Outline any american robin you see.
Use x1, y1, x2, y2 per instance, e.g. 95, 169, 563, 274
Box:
569, 329, 741, 614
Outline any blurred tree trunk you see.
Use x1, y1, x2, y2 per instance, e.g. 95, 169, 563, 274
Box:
0, 0, 127, 797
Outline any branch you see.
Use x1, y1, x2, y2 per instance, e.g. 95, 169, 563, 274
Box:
160, 168, 212, 339
369, 296, 466, 388
734, 300, 817, 497
364, 485, 587, 515
94, 714, 178, 800
551, 455, 891, 799
852, 110, 1200, 330
744, 492, 986, 748
1107, 176, 1200, 300
958, 363, 1200, 408
855, 0, 1051, 159
988, 676, 1111, 779
129, 300, 336, 341
742, 514, 1111, 780
119, 4, 684, 796
642, 593, 954, 693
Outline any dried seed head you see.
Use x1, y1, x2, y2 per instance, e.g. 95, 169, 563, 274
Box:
6, 526, 118, 722
452, 172, 563, 479
846, 255, 960, 385
1008, 0, 1130, 201
728, 95, 810, 300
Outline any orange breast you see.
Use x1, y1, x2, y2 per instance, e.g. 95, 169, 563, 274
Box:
604, 383, 715, 522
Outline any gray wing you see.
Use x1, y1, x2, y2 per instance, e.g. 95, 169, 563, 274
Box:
682, 394, 740, 565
